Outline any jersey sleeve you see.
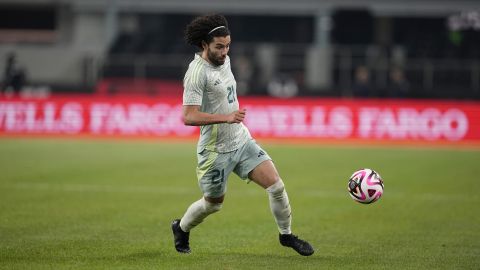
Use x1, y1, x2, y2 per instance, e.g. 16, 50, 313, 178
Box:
183, 65, 206, 106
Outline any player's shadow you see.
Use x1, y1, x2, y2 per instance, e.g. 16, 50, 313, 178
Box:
117, 250, 324, 261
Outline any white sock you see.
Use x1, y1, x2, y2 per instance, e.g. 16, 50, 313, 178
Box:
266, 179, 292, 235
179, 197, 222, 232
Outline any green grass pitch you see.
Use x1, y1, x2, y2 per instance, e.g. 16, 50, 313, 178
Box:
0, 138, 479, 269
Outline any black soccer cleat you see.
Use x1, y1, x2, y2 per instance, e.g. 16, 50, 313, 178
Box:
171, 219, 191, 254
279, 233, 314, 256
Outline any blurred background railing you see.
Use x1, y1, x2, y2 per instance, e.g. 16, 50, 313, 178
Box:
97, 45, 480, 99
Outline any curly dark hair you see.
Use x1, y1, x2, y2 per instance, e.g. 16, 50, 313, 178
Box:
185, 14, 230, 49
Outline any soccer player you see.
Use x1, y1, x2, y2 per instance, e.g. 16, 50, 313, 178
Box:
171, 14, 314, 256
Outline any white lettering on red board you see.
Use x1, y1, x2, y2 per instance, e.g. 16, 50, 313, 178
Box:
243, 105, 468, 141
244, 106, 353, 138
0, 102, 83, 133
0, 101, 470, 141
89, 103, 196, 135
358, 108, 468, 141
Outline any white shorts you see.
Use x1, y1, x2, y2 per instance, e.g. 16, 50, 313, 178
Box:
196, 139, 271, 198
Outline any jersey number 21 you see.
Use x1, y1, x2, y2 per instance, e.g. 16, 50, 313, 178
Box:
227, 85, 236, 104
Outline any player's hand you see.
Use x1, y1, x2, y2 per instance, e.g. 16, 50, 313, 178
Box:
226, 109, 246, 124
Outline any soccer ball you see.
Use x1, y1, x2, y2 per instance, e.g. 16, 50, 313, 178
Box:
348, 168, 384, 204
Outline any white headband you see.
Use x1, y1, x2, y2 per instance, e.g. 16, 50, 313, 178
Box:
208, 26, 226, 35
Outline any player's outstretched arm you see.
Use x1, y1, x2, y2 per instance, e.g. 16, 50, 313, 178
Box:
183, 105, 246, 126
